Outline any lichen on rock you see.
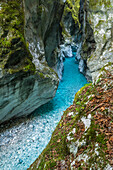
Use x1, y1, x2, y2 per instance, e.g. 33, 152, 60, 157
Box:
78, 0, 113, 82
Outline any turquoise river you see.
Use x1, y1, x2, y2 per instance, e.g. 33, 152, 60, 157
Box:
0, 57, 87, 170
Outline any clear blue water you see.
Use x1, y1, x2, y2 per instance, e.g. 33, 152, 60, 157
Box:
0, 57, 87, 170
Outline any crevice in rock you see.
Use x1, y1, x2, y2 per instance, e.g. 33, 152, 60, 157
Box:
74, 0, 96, 81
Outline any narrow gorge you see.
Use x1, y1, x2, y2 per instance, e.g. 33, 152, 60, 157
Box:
0, 0, 113, 170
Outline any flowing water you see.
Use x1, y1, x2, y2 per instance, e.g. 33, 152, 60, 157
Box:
0, 57, 87, 170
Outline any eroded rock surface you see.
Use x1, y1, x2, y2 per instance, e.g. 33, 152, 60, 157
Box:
0, 0, 62, 123
78, 0, 113, 81
24, 0, 65, 71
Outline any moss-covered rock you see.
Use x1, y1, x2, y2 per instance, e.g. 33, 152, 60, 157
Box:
0, 0, 35, 74
54, 0, 81, 79
28, 70, 113, 170
0, 0, 59, 123
61, 0, 80, 37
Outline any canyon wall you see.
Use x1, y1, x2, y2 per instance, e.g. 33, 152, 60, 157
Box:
78, 0, 113, 81
0, 0, 66, 123
24, 0, 65, 68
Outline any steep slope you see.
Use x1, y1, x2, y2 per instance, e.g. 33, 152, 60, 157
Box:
28, 67, 113, 170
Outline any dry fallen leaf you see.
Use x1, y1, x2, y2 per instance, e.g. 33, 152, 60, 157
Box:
100, 106, 105, 111
109, 136, 113, 143
57, 139, 61, 143
106, 141, 111, 150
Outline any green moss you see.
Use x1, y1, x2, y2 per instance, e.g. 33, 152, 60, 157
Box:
44, 160, 56, 169
0, 0, 35, 74
41, 64, 59, 79
88, 53, 97, 62
95, 20, 105, 28
61, 0, 81, 38
100, 62, 112, 72
85, 121, 97, 142
64, 0, 80, 25
0, 1, 24, 35
24, 59, 35, 73
96, 134, 107, 145
89, 0, 111, 10
74, 83, 92, 102
38, 72, 45, 79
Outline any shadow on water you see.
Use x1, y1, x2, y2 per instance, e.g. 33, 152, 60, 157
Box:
32, 101, 55, 117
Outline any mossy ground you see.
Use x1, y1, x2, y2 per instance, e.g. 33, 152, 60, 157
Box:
0, 0, 35, 74
28, 70, 113, 169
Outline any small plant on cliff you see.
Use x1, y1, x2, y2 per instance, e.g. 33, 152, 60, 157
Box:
65, 0, 80, 26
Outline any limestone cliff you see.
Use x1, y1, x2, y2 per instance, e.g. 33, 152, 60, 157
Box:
0, 0, 67, 123
78, 0, 113, 81
24, 0, 65, 68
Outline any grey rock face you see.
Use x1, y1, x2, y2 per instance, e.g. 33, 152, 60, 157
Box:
60, 44, 73, 58
86, 0, 113, 81
78, 0, 113, 82
0, 70, 58, 124
52, 47, 65, 80
0, 0, 63, 123
24, 0, 64, 68
23, 0, 65, 80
